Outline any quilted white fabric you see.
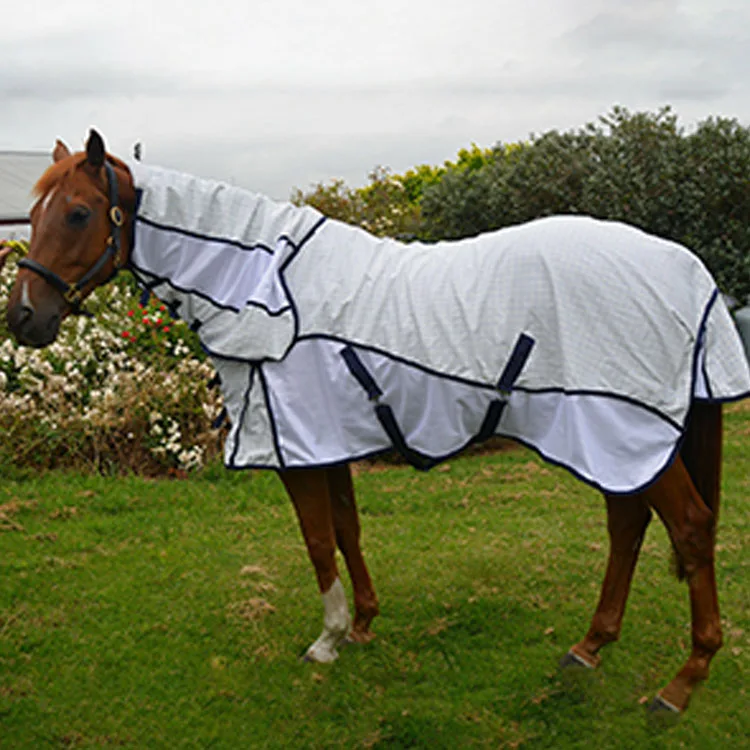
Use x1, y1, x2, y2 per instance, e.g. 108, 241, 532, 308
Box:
128, 161, 750, 494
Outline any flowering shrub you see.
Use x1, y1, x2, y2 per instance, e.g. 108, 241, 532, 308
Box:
0, 243, 223, 475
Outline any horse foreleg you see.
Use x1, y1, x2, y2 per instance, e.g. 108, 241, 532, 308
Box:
326, 464, 380, 643
278, 468, 352, 663
563, 495, 652, 670
643, 457, 722, 714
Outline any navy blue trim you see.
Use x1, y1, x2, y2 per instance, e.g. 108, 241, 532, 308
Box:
701, 360, 714, 399
190, 319, 203, 333
229, 365, 256, 468
278, 216, 328, 273
687, 290, 750, 404
297, 332, 685, 432
341, 346, 383, 400
273, 217, 326, 361
128, 189, 144, 262
374, 404, 439, 471
689, 289, 718, 406
224, 423, 680, 498
257, 365, 285, 470
136, 214, 275, 255
497, 334, 535, 392
211, 407, 228, 429
474, 333, 536, 442
475, 401, 505, 443
694, 389, 750, 404
128, 262, 293, 318
339, 345, 437, 470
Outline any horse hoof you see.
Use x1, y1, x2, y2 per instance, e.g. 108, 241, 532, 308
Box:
344, 630, 376, 646
301, 642, 340, 663
559, 650, 595, 671
646, 694, 682, 727
648, 694, 682, 715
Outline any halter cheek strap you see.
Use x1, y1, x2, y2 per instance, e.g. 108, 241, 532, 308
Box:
18, 162, 126, 314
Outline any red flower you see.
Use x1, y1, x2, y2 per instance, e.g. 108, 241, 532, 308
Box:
156, 317, 162, 325
142, 318, 150, 325
163, 326, 170, 333
159, 305, 166, 312
122, 331, 131, 339
127, 310, 135, 318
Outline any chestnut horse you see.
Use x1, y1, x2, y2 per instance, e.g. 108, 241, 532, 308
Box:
5, 132, 731, 716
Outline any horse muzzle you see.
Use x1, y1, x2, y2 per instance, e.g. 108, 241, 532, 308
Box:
6, 299, 63, 348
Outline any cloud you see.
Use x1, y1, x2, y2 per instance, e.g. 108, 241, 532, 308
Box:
1, 0, 749, 200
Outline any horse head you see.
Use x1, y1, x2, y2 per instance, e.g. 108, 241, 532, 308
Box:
6, 130, 136, 348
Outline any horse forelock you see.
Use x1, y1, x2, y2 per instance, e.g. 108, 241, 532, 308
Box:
33, 154, 88, 201
32, 153, 130, 204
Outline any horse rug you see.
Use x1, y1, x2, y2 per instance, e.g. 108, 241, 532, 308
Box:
127, 161, 750, 495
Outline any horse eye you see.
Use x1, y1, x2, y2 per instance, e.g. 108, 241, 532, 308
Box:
67, 206, 92, 228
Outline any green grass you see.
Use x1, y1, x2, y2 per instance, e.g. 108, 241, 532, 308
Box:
1, 404, 748, 749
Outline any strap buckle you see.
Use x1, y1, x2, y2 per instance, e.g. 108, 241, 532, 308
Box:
64, 286, 82, 306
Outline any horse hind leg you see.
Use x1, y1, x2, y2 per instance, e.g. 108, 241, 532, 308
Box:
562, 495, 652, 671
326, 464, 380, 643
278, 468, 351, 663
643, 455, 722, 714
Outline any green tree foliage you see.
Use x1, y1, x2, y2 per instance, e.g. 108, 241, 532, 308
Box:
678, 117, 750, 304
420, 107, 750, 303
292, 168, 423, 239
294, 107, 750, 301
292, 145, 493, 239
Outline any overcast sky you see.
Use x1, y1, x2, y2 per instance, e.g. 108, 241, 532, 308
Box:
2, 0, 749, 200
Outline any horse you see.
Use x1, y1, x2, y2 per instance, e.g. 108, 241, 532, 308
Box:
6, 130, 749, 716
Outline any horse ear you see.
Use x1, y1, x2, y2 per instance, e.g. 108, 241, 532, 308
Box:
53, 139, 71, 163
86, 130, 106, 168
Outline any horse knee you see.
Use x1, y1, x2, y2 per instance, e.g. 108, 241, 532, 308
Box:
306, 535, 336, 568
671, 514, 716, 576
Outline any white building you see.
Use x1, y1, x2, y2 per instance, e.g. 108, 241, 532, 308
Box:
0, 151, 51, 240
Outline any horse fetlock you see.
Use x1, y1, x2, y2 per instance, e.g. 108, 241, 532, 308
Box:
694, 623, 723, 657
564, 644, 601, 669
304, 578, 351, 663
354, 593, 380, 623
586, 616, 622, 650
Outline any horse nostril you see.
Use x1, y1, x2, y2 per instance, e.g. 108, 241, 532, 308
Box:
46, 313, 61, 334
9, 305, 34, 333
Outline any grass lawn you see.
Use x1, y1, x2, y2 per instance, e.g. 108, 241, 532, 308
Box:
1, 402, 748, 748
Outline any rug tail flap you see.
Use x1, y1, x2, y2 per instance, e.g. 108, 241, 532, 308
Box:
698, 295, 750, 400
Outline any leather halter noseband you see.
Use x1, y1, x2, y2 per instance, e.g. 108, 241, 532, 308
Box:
18, 162, 126, 314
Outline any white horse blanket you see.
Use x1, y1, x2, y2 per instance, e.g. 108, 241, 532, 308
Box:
127, 162, 750, 494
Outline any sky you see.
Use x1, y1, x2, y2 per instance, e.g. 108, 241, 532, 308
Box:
2, 0, 749, 200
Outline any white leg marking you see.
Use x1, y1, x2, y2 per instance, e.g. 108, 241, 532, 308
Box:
21, 280, 34, 312
304, 578, 351, 663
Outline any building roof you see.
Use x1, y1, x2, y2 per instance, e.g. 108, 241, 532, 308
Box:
0, 150, 51, 225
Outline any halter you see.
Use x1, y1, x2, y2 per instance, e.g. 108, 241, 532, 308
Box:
18, 162, 126, 314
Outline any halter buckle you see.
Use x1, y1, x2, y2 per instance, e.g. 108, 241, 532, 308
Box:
64, 287, 82, 306
110, 206, 125, 227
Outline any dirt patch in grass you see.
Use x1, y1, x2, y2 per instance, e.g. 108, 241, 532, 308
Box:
228, 598, 276, 621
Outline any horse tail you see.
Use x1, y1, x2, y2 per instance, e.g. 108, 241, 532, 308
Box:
673, 401, 723, 579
